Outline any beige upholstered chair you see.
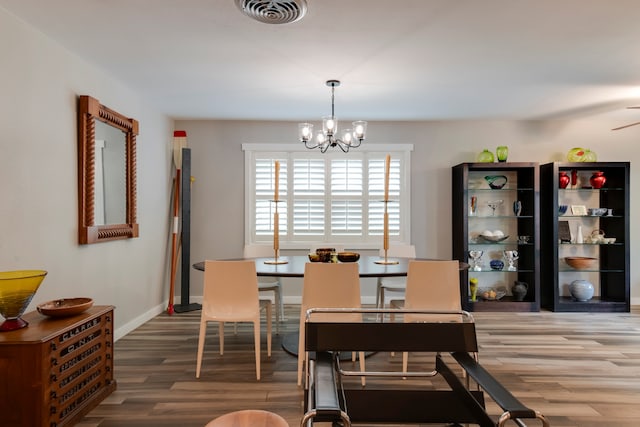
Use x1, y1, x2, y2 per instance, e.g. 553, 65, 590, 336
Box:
204, 410, 289, 427
390, 259, 462, 373
244, 244, 284, 333
196, 260, 272, 380
375, 244, 416, 315
297, 262, 364, 386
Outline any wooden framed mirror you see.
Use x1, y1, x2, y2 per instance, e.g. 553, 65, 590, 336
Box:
78, 95, 139, 244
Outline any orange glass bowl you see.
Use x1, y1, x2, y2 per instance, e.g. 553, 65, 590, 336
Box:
0, 270, 47, 331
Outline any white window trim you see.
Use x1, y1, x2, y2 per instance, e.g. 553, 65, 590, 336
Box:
243, 143, 413, 250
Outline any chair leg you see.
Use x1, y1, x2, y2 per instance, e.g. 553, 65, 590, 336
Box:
274, 288, 281, 334
218, 322, 225, 355
266, 302, 272, 357
379, 288, 386, 322
297, 318, 305, 386
358, 351, 366, 386
277, 286, 286, 322
195, 319, 207, 378
253, 318, 261, 381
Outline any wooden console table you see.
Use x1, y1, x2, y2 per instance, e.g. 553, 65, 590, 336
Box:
0, 305, 116, 426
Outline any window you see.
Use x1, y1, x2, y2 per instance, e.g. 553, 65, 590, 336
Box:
243, 144, 413, 250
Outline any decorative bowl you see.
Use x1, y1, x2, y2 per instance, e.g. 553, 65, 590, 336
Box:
588, 208, 607, 216
315, 248, 335, 262
337, 252, 360, 263
479, 287, 507, 301
489, 259, 505, 270
308, 253, 322, 262
478, 234, 509, 243
37, 297, 94, 318
564, 257, 597, 270
0, 270, 48, 331
484, 175, 508, 189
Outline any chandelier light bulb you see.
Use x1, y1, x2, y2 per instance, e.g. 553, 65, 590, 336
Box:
299, 123, 313, 142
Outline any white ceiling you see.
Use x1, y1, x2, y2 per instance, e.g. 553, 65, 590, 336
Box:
3, 0, 640, 123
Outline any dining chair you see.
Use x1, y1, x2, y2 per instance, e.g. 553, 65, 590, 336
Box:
196, 260, 272, 380
244, 244, 284, 333
390, 259, 462, 373
375, 244, 416, 318
297, 262, 365, 386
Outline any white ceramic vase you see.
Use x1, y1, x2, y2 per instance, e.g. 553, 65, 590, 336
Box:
569, 280, 594, 302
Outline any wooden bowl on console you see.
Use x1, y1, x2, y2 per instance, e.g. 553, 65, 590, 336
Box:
337, 252, 360, 263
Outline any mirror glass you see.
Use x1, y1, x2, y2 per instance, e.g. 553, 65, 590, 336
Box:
78, 95, 139, 244
94, 120, 126, 225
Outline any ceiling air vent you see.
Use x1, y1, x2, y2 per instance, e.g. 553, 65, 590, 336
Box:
235, 0, 307, 24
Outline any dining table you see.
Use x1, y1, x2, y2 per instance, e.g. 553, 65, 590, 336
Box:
192, 255, 468, 356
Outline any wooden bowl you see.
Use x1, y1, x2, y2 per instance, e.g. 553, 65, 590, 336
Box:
564, 257, 597, 270
337, 252, 360, 263
37, 297, 94, 317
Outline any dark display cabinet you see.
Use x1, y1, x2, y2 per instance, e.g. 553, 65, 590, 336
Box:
452, 163, 540, 312
540, 162, 630, 312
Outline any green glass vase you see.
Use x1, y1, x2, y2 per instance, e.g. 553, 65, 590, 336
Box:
496, 146, 508, 162
477, 149, 494, 163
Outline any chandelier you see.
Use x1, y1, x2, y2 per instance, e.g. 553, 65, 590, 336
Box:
298, 80, 367, 153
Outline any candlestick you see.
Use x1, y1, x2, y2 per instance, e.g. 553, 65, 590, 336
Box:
384, 154, 390, 201
274, 161, 280, 201
383, 211, 389, 251
274, 211, 279, 252
264, 204, 287, 264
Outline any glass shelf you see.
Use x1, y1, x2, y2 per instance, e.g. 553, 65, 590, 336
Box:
559, 268, 625, 273
559, 187, 624, 192
468, 268, 534, 273
558, 215, 620, 219
469, 241, 516, 246
468, 187, 535, 192
469, 215, 533, 219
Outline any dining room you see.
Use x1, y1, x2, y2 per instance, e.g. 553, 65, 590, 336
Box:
3, 1, 640, 426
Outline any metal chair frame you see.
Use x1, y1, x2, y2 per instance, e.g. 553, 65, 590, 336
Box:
301, 308, 550, 427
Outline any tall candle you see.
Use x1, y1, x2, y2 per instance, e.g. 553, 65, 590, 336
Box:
383, 211, 389, 251
384, 154, 390, 201
274, 161, 280, 201
274, 212, 279, 251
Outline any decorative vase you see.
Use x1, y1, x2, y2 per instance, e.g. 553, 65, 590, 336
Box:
571, 169, 578, 188
590, 171, 606, 189
496, 146, 508, 162
569, 280, 594, 302
477, 149, 495, 163
512, 281, 528, 301
513, 200, 522, 216
559, 171, 570, 189
0, 270, 47, 331
469, 278, 478, 302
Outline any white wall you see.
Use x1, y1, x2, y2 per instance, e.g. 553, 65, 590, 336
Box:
176, 119, 639, 305
0, 8, 174, 339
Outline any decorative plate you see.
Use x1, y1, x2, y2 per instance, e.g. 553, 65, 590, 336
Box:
37, 297, 94, 317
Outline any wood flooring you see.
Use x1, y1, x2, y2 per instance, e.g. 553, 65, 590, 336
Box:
76, 306, 640, 427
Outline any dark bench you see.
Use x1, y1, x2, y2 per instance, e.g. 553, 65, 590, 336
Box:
300, 308, 550, 427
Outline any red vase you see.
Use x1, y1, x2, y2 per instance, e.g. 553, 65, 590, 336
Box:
559, 171, 570, 189
590, 171, 606, 189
